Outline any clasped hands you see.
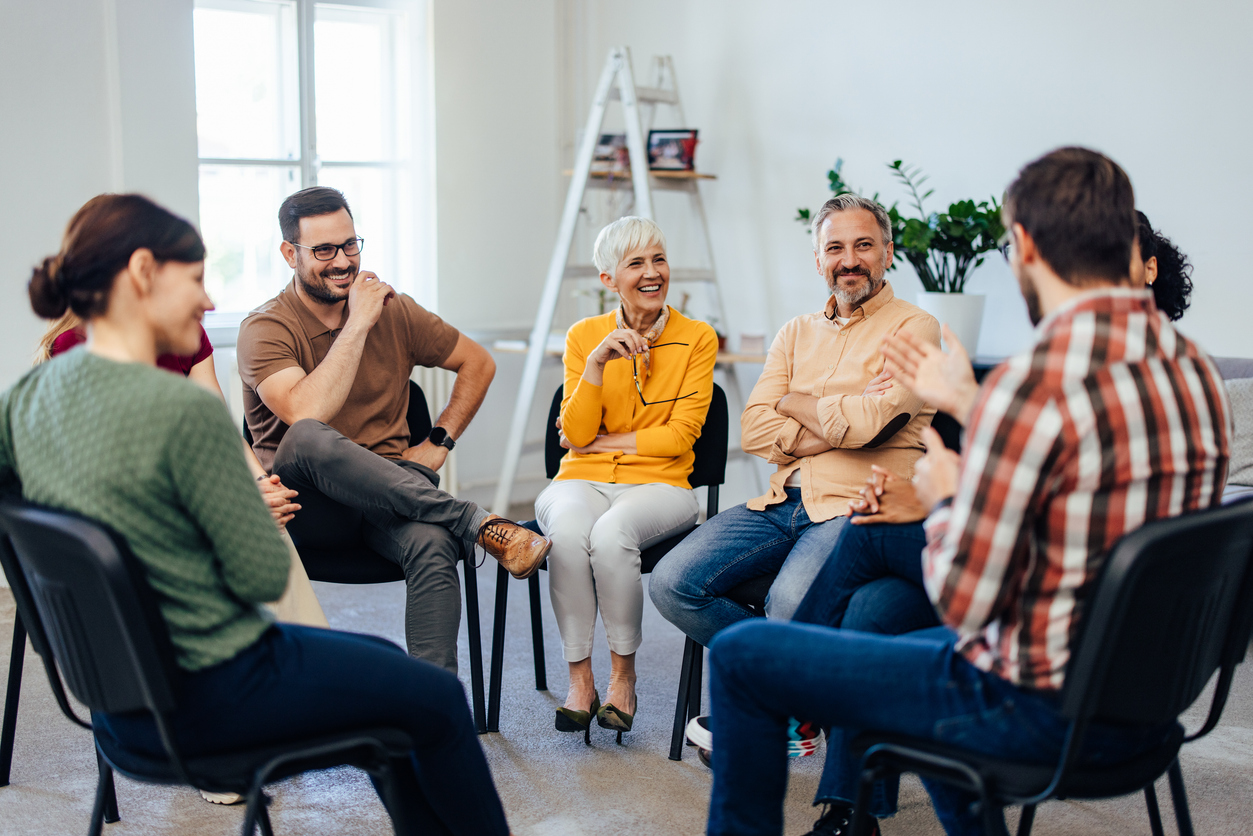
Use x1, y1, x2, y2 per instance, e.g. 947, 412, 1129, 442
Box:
256, 474, 300, 530
848, 428, 959, 523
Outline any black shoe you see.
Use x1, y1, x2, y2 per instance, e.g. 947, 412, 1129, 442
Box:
555, 692, 600, 745
801, 803, 879, 836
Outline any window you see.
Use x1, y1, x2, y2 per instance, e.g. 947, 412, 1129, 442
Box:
193, 0, 425, 315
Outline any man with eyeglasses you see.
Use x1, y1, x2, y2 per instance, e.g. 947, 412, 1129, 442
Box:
237, 186, 551, 673
651, 192, 941, 665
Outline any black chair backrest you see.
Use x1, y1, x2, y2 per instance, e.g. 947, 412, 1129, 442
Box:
243, 379, 431, 449
0, 503, 179, 717
542, 383, 729, 488
1062, 498, 1253, 727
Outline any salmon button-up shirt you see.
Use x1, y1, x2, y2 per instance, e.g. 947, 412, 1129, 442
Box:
742, 281, 940, 523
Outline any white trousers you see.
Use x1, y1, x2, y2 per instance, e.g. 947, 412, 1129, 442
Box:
535, 480, 699, 661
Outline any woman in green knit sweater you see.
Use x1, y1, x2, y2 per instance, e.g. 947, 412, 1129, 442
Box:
3, 194, 509, 834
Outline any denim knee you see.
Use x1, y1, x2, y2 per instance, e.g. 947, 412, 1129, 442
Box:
648, 549, 687, 617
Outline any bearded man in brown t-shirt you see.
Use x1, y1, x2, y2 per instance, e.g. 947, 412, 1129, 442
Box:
238, 187, 549, 672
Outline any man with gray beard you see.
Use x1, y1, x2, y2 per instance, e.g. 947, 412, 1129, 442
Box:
651, 194, 940, 661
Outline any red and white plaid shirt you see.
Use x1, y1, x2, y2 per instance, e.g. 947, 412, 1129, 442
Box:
923, 288, 1231, 690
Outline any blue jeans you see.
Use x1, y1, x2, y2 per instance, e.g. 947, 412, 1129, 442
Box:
650, 490, 848, 646
94, 625, 509, 836
792, 520, 936, 815
706, 620, 1174, 836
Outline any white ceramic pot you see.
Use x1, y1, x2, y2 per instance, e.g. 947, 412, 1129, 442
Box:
915, 292, 985, 355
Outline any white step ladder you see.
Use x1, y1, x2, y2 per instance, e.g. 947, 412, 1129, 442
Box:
491, 46, 732, 515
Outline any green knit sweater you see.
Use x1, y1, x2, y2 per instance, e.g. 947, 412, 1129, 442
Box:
0, 349, 290, 671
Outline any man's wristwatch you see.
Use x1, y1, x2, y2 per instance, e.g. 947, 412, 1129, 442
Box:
427, 426, 456, 451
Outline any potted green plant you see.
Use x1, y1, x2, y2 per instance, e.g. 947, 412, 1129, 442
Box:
797, 159, 1005, 353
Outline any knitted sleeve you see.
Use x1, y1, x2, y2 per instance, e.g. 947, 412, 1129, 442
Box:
166, 389, 290, 603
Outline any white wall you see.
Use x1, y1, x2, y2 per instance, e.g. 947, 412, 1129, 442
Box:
430, 0, 562, 329
562, 0, 1253, 360
0, 0, 199, 391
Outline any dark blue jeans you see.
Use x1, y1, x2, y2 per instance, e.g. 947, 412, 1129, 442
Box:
706, 619, 1174, 836
650, 490, 848, 646
791, 521, 936, 814
94, 625, 508, 836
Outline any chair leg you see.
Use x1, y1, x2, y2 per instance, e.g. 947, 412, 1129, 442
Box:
461, 547, 487, 734
687, 643, 704, 721
1, 613, 26, 787
487, 563, 509, 733
1144, 781, 1166, 836
257, 800, 275, 836
528, 573, 547, 691
88, 756, 113, 836
851, 763, 880, 836
95, 749, 119, 824
1015, 803, 1036, 836
669, 637, 698, 761
1166, 759, 1195, 836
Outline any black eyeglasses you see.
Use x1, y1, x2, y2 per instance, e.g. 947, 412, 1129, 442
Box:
291, 238, 365, 261
632, 342, 698, 406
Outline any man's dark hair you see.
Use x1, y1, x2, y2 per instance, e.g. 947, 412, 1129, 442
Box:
278, 187, 353, 244
1004, 147, 1135, 286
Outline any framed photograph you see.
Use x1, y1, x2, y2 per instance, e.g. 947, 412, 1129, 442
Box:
647, 129, 698, 171
590, 133, 630, 175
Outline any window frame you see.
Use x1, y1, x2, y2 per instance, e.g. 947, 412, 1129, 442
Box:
195, 0, 428, 323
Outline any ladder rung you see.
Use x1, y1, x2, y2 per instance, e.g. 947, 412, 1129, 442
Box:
609, 86, 679, 105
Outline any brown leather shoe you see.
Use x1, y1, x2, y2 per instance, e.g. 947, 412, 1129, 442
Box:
476, 517, 551, 579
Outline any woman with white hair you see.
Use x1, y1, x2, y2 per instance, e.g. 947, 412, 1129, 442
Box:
535, 216, 718, 742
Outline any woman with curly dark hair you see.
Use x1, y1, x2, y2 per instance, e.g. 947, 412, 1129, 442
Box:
1133, 210, 1194, 321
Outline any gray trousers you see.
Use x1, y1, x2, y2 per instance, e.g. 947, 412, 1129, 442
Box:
274, 419, 490, 672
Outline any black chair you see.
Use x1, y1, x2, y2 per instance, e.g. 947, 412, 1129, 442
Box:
486, 384, 732, 752
1, 526, 121, 826
0, 501, 418, 836
243, 380, 487, 733
849, 497, 1253, 836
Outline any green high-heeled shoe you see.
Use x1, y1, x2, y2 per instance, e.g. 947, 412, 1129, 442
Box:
555, 692, 600, 745
596, 699, 635, 744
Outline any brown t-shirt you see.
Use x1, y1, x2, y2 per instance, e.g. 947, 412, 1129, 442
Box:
237, 280, 460, 471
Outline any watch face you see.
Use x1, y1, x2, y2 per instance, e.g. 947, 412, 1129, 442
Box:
429, 427, 448, 445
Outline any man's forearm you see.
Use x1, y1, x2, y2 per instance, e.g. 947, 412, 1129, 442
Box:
776, 393, 827, 440
431, 350, 496, 438
789, 428, 834, 458
282, 324, 370, 423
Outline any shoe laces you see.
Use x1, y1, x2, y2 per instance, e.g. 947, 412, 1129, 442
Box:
479, 518, 517, 549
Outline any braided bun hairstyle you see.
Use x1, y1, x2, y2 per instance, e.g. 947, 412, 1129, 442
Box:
28, 194, 206, 321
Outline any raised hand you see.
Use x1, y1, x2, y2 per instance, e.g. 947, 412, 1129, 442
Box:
588, 328, 650, 371
881, 324, 979, 424
346, 271, 396, 331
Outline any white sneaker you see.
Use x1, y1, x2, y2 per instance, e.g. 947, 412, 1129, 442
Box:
685, 715, 713, 750
200, 789, 244, 805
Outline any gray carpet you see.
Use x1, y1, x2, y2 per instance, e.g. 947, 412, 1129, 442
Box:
2, 561, 1252, 835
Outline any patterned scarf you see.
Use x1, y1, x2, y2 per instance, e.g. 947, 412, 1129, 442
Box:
615, 304, 670, 386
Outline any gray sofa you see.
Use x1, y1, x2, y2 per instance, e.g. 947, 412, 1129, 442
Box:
1215, 357, 1253, 503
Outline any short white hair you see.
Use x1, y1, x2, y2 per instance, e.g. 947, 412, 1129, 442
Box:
592, 216, 667, 278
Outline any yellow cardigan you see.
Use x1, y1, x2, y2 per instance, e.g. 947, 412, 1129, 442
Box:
556, 307, 718, 488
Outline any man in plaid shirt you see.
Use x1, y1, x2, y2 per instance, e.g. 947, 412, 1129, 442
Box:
702, 147, 1231, 836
